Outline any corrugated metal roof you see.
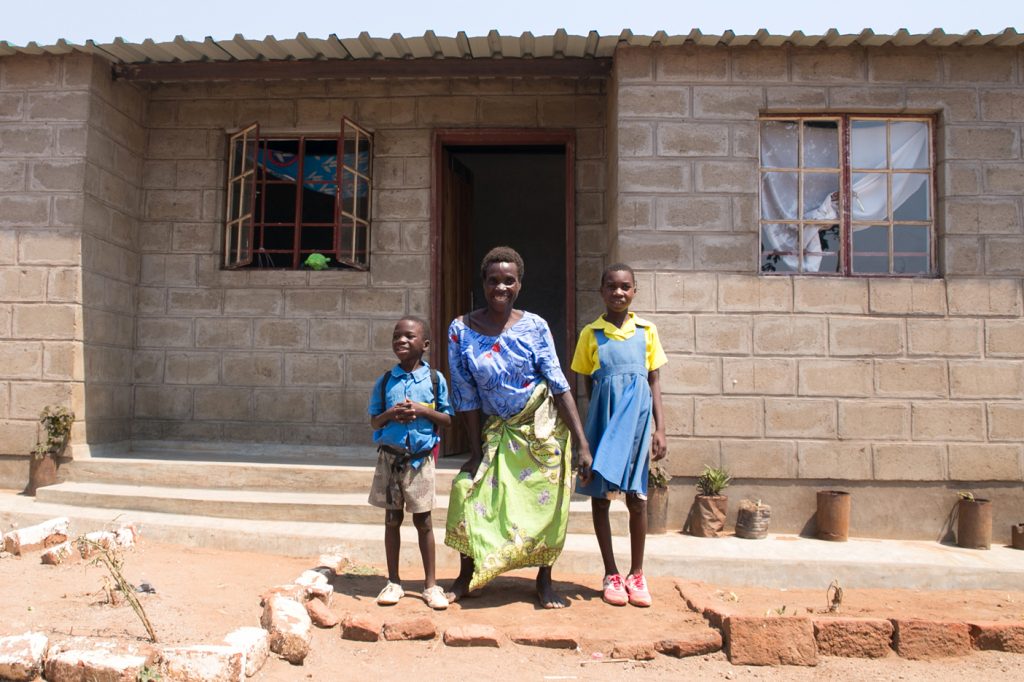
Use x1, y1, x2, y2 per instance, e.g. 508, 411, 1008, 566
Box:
1, 29, 1021, 64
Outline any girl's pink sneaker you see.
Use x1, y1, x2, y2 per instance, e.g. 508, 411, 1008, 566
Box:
602, 573, 628, 606
625, 572, 652, 607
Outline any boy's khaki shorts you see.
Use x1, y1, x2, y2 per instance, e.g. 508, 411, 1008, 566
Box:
368, 450, 435, 514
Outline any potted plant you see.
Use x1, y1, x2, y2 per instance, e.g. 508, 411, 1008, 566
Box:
646, 465, 671, 534
687, 465, 731, 537
25, 406, 74, 496
735, 498, 772, 539
956, 491, 992, 550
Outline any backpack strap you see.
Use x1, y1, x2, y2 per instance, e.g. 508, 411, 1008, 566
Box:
377, 370, 390, 414
430, 368, 438, 407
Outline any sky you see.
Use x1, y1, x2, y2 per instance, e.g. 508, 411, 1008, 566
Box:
2, 0, 1021, 46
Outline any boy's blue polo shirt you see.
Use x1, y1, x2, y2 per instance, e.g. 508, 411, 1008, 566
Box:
368, 362, 453, 462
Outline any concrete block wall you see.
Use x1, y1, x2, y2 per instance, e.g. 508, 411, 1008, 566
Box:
0, 54, 89, 481
607, 45, 1024, 523
133, 76, 606, 446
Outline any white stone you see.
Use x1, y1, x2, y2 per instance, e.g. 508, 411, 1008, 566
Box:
2, 516, 69, 555
160, 644, 244, 682
260, 595, 312, 664
40, 540, 76, 565
223, 627, 270, 678
0, 632, 47, 682
306, 583, 334, 605
294, 569, 328, 587
45, 639, 150, 682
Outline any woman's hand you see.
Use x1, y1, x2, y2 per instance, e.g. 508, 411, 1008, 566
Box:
459, 455, 483, 477
575, 441, 593, 485
651, 429, 667, 462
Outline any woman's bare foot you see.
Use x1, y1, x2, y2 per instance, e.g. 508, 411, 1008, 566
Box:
536, 567, 567, 609
445, 574, 472, 603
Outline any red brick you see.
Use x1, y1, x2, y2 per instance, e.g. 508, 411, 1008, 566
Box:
382, 617, 436, 641
725, 616, 818, 666
656, 631, 723, 658
443, 625, 502, 648
509, 628, 580, 650
305, 599, 339, 629
611, 641, 658, 660
675, 581, 739, 630
814, 618, 893, 658
341, 614, 381, 642
893, 619, 971, 660
969, 621, 1024, 653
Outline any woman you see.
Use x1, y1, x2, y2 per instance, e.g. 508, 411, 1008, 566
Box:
445, 246, 593, 608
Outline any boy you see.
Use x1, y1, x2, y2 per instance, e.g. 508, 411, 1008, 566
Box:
368, 316, 453, 610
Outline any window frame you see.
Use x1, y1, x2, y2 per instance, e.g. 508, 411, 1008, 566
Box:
758, 113, 937, 277
221, 118, 374, 271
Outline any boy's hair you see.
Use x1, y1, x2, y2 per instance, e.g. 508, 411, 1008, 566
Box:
480, 246, 525, 281
397, 315, 431, 341
600, 262, 636, 287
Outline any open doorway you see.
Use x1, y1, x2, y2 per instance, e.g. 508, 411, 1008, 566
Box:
432, 131, 576, 454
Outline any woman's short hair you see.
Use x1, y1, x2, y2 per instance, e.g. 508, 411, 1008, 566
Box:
600, 262, 636, 287
480, 246, 525, 281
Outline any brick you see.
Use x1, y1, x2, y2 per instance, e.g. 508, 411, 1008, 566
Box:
720, 439, 796, 478
655, 631, 723, 657
443, 625, 502, 648
695, 315, 751, 354
794, 278, 868, 313
798, 441, 872, 480
660, 357, 721, 394
907, 319, 981, 356
838, 401, 911, 440
947, 279, 1021, 316
969, 622, 1024, 653
950, 361, 1024, 398
813, 618, 894, 658
383, 617, 437, 641
875, 360, 948, 398
222, 627, 270, 678
718, 275, 792, 312
765, 398, 836, 438
260, 596, 312, 664
869, 279, 947, 315
893, 619, 971, 660
798, 360, 873, 397
791, 48, 866, 82
723, 358, 796, 395
342, 614, 382, 642
195, 318, 251, 349
753, 316, 827, 355
830, 318, 904, 356
611, 641, 658, 660
222, 353, 282, 386
912, 402, 984, 441
305, 599, 339, 628
657, 122, 729, 157
724, 615, 817, 666
0, 632, 48, 681
988, 402, 1024, 441
160, 645, 244, 682
946, 127, 1019, 160
655, 196, 730, 231
948, 443, 1022, 481
873, 444, 947, 481
3, 517, 69, 555
654, 273, 716, 312
508, 628, 579, 649
43, 641, 151, 682
694, 397, 762, 437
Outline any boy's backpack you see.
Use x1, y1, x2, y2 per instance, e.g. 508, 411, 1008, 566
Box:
377, 367, 440, 415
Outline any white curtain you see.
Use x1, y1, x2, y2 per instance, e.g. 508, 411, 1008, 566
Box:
761, 122, 929, 272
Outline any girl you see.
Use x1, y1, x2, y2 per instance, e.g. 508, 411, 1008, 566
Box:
571, 263, 667, 607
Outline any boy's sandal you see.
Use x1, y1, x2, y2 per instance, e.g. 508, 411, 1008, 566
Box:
422, 585, 449, 610
376, 581, 404, 605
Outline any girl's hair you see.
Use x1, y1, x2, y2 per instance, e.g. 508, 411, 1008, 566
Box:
600, 262, 636, 287
398, 315, 431, 341
480, 246, 525, 281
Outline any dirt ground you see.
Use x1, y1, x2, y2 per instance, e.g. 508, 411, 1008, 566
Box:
1, 538, 1023, 680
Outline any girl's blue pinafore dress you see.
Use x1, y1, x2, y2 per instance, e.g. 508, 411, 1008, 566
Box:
575, 325, 653, 498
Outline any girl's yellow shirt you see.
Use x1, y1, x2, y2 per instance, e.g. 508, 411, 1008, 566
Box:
570, 312, 668, 375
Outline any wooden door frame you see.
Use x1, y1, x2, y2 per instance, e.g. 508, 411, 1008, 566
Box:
429, 128, 577, 371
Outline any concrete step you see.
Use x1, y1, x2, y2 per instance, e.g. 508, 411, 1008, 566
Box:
3, 490, 1022, 591
34, 481, 631, 536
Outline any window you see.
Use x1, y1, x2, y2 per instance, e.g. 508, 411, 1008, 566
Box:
759, 115, 934, 276
223, 118, 373, 270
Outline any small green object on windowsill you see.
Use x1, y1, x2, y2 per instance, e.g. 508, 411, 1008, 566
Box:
304, 253, 331, 270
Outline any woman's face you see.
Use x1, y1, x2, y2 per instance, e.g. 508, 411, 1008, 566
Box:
483, 261, 521, 312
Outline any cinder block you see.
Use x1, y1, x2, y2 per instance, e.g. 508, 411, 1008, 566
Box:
614, 46, 654, 81
309, 319, 370, 351
908, 88, 979, 122
655, 196, 730, 231
797, 441, 873, 480
374, 188, 429, 221
12, 303, 80, 340
0, 127, 52, 157
222, 353, 282, 386
875, 360, 948, 398
869, 49, 940, 82
766, 86, 827, 108
145, 189, 203, 220
195, 318, 252, 349
223, 289, 283, 316
618, 160, 690, 193
617, 233, 694, 271
765, 398, 836, 438
947, 443, 1022, 481
732, 48, 788, 82
617, 86, 689, 118
0, 342, 42, 378
193, 387, 251, 420
753, 316, 827, 355
660, 394, 693, 436
791, 48, 866, 82
944, 49, 1015, 83
980, 90, 1024, 121
907, 319, 982, 357
284, 291, 344, 317
164, 352, 220, 385
718, 274, 792, 313
415, 96, 477, 125
477, 96, 538, 125
829, 86, 905, 110
692, 87, 762, 119
642, 314, 693, 353
345, 289, 405, 317
657, 46, 730, 81
950, 361, 1024, 399
911, 402, 984, 441
133, 385, 192, 420
798, 360, 873, 397
794, 278, 868, 313
695, 315, 752, 354
694, 397, 763, 437
29, 159, 85, 191
869, 279, 947, 316
694, 234, 758, 271
694, 161, 757, 193
654, 273, 717, 312
720, 439, 797, 478
254, 319, 308, 349
723, 358, 796, 395
659, 357, 721, 394
986, 237, 1024, 276
988, 402, 1024, 441
873, 444, 947, 481
286, 354, 345, 387
0, 268, 47, 302
944, 199, 1019, 234
984, 164, 1024, 194
617, 122, 654, 157
838, 401, 911, 440
663, 437, 721, 476
254, 390, 314, 422
313, 389, 369, 424
2, 54, 61, 87
42, 341, 83, 381
18, 230, 79, 265
943, 237, 984, 275
945, 127, 1019, 160
47, 268, 81, 303
830, 318, 904, 356
167, 288, 222, 315
656, 122, 729, 157
0, 419, 38, 452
